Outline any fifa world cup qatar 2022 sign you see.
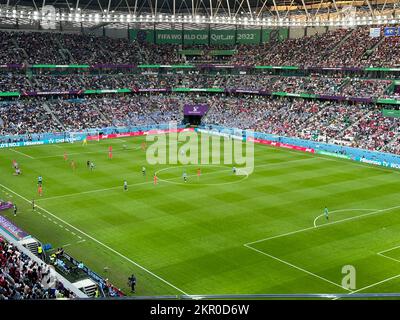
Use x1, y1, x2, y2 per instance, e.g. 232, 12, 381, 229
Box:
130, 29, 268, 45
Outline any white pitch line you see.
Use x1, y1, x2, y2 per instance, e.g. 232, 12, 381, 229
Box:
378, 244, 400, 255
0, 182, 189, 296
35, 148, 139, 160
36, 157, 318, 202
37, 181, 151, 202
334, 274, 400, 300
9, 148, 35, 159
377, 253, 400, 264
313, 209, 377, 227
245, 204, 400, 246
244, 244, 350, 292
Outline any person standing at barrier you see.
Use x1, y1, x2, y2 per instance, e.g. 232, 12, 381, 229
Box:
37, 245, 43, 259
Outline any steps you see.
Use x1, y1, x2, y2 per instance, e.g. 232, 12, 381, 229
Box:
42, 101, 66, 131
362, 36, 385, 61
339, 110, 373, 138
19, 237, 40, 257
380, 132, 400, 152
72, 278, 98, 297
329, 28, 356, 54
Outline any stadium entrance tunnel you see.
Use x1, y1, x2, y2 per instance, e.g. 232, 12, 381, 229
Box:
183, 115, 203, 126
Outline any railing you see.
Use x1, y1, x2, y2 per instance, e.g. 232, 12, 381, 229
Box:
0, 123, 185, 148
200, 124, 400, 170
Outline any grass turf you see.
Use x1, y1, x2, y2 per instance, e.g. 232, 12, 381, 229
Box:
0, 133, 400, 297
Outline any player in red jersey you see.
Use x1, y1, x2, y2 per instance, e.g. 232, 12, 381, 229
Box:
108, 151, 113, 159
64, 151, 68, 161
38, 185, 43, 197
153, 173, 158, 185
197, 168, 201, 179
108, 145, 112, 152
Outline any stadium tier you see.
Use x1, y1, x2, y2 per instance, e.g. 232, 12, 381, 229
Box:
0, 26, 399, 67
0, 235, 77, 299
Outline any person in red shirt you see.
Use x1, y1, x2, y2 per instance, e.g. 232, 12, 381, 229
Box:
64, 152, 68, 161
108, 146, 112, 152
153, 173, 158, 185
197, 168, 201, 179
108, 151, 113, 159
38, 185, 43, 197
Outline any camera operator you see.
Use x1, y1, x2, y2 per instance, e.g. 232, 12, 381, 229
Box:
128, 274, 136, 293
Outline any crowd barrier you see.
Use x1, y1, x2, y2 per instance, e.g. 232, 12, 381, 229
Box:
0, 124, 185, 148
2, 123, 400, 170
201, 125, 400, 170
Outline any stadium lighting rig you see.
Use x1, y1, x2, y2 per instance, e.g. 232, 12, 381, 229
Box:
0, 7, 399, 27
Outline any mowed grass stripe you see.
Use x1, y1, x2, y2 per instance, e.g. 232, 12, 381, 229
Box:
1, 134, 400, 295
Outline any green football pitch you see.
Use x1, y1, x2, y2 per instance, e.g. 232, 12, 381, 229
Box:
1, 133, 400, 298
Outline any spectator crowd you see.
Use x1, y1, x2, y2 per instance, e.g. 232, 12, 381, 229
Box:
1, 93, 399, 155
0, 236, 75, 299
0, 26, 399, 67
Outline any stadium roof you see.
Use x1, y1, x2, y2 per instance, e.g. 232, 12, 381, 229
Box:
4, 0, 398, 14
0, 0, 399, 27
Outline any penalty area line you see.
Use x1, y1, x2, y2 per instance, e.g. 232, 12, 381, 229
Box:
243, 244, 351, 292
0, 182, 189, 296
313, 209, 378, 227
245, 204, 400, 246
333, 274, 400, 300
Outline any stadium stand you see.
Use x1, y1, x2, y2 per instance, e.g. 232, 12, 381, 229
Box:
0, 27, 399, 154
0, 235, 77, 299
0, 27, 398, 66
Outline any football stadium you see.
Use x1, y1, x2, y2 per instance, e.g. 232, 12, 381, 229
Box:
0, 0, 400, 305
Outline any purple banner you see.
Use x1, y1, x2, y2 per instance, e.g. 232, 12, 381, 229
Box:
0, 215, 29, 240
317, 94, 372, 103
0, 201, 12, 211
0, 64, 24, 69
347, 96, 373, 103
317, 95, 346, 101
235, 89, 261, 94
306, 66, 363, 72
22, 90, 83, 96
137, 88, 168, 92
184, 104, 209, 116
